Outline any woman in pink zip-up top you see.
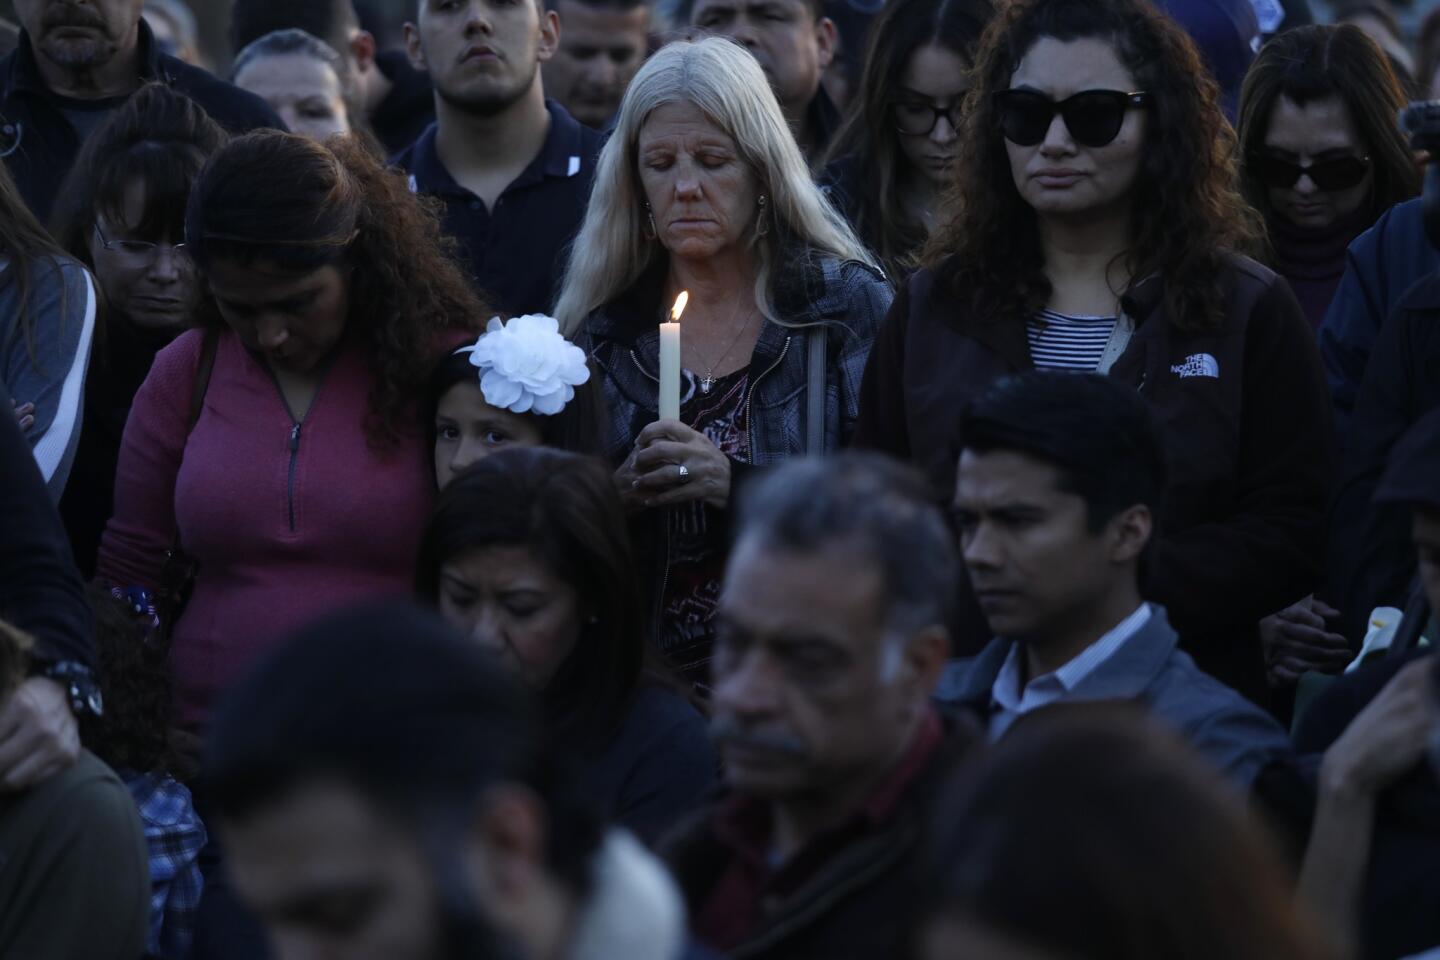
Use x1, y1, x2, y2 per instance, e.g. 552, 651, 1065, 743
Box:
97, 131, 487, 733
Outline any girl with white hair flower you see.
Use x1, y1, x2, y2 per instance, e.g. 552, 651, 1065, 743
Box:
426, 314, 607, 489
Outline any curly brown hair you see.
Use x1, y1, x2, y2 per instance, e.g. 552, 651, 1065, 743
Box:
185, 131, 490, 448
924, 0, 1263, 332
82, 586, 174, 776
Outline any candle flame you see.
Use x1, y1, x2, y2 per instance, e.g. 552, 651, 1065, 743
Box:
671, 291, 689, 322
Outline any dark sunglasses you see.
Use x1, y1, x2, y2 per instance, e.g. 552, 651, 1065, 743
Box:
994, 89, 1150, 148
1248, 153, 1371, 191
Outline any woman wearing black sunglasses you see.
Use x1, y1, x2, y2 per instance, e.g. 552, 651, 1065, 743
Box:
1237, 25, 1419, 332
855, 0, 1334, 708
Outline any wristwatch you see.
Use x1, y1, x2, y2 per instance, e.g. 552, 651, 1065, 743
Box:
29, 659, 104, 719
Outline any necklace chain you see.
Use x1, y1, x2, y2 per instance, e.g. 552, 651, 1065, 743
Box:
679, 297, 758, 394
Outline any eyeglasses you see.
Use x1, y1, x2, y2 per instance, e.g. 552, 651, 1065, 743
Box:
1248, 153, 1371, 191
94, 223, 189, 263
892, 100, 964, 136
994, 89, 1150, 148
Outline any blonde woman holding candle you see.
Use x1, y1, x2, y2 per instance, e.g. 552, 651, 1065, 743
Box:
554, 37, 891, 688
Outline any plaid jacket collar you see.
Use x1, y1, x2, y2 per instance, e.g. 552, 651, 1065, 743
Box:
588, 249, 872, 354
586, 252, 886, 466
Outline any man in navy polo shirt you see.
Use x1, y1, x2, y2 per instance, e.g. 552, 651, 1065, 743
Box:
399, 0, 604, 317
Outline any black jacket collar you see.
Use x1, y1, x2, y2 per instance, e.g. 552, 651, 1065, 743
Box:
589, 246, 864, 340
921, 255, 1166, 370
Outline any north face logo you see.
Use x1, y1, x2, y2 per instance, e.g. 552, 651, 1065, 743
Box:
1171, 353, 1220, 378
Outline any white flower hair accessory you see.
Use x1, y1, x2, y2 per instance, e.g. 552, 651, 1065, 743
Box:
455, 314, 591, 416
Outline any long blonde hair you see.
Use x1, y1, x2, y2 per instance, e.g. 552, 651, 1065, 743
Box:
554, 37, 876, 336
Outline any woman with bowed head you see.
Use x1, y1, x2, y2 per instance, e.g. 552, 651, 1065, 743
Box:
417, 446, 717, 838
1237, 25, 1419, 332
97, 131, 487, 735
854, 0, 1334, 706
1236, 26, 1417, 687
50, 84, 227, 578
554, 37, 891, 688
231, 29, 358, 142
821, 0, 996, 279
427, 313, 607, 488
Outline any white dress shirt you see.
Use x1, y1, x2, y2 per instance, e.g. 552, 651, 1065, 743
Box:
988, 604, 1153, 740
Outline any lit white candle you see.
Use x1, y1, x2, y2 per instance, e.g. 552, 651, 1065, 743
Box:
659, 291, 686, 421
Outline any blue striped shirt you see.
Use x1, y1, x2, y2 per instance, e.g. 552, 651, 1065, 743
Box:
1027, 309, 1118, 372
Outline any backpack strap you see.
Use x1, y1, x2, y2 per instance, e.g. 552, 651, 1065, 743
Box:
806, 326, 827, 455
153, 328, 221, 641
188, 328, 219, 433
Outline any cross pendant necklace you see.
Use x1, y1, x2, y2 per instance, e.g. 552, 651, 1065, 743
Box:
688, 304, 758, 397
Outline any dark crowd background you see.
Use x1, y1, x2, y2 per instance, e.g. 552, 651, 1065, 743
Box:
4, 0, 1440, 959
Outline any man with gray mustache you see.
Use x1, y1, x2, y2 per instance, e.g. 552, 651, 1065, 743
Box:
660, 451, 983, 960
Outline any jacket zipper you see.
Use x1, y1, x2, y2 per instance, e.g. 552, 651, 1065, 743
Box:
266, 368, 332, 534
286, 422, 302, 532
630, 348, 660, 386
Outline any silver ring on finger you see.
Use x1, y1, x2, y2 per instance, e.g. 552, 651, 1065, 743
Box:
677, 463, 691, 484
